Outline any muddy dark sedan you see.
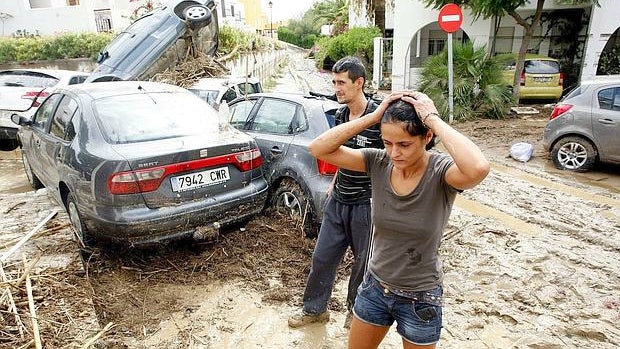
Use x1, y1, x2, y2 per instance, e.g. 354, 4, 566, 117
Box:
12, 81, 267, 246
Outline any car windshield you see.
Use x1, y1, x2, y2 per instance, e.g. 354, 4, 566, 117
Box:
94, 92, 219, 144
189, 89, 219, 105
98, 13, 155, 63
0, 71, 58, 88
524, 60, 560, 74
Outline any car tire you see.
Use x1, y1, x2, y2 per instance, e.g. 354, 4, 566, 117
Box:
21, 151, 43, 190
551, 136, 597, 172
0, 139, 19, 151
66, 192, 94, 248
272, 178, 316, 238
183, 5, 212, 30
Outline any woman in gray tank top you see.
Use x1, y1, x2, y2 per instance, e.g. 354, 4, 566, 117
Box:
308, 91, 490, 349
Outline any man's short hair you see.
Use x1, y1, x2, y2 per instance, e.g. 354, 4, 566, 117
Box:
332, 56, 366, 83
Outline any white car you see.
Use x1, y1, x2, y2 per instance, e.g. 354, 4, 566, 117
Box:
188, 76, 263, 110
0, 69, 89, 151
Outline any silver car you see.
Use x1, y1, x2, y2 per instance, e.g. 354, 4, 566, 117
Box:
12, 81, 268, 246
189, 76, 263, 110
227, 93, 340, 237
0, 69, 89, 151
543, 76, 620, 172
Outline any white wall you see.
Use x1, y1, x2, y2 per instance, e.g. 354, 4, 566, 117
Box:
390, 1, 491, 90
1, 0, 135, 36
581, 1, 619, 80
388, 0, 618, 90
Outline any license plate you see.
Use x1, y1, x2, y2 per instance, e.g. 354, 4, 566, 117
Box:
170, 167, 230, 192
533, 77, 552, 83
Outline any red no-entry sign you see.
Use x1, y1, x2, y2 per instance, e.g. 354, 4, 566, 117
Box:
438, 4, 463, 33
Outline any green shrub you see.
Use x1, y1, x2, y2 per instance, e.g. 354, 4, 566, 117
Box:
314, 26, 381, 71
0, 32, 113, 63
419, 41, 513, 120
218, 25, 282, 58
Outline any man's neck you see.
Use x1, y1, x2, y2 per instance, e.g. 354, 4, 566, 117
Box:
347, 93, 368, 119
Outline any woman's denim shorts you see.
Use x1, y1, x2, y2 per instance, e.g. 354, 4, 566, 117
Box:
352, 273, 443, 345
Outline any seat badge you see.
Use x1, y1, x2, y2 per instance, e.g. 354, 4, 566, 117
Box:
199, 149, 208, 158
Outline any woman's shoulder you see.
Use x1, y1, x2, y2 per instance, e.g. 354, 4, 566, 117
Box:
428, 152, 455, 175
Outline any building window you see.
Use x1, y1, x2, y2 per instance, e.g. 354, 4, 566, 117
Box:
428, 39, 445, 56
428, 29, 446, 56
94, 9, 113, 32
29, 0, 80, 9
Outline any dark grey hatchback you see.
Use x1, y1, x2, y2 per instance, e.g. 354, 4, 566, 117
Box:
12, 81, 267, 246
227, 93, 340, 237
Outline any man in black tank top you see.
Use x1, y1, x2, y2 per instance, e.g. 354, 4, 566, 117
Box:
289, 56, 383, 329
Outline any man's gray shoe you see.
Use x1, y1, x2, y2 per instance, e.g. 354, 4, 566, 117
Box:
288, 311, 330, 328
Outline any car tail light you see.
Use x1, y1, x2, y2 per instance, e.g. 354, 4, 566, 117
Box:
234, 148, 263, 171
317, 159, 337, 176
109, 168, 166, 195
108, 148, 263, 195
21, 90, 49, 107
519, 71, 526, 86
549, 104, 573, 120
559, 72, 564, 86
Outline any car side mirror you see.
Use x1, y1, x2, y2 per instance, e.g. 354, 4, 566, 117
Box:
10, 113, 30, 126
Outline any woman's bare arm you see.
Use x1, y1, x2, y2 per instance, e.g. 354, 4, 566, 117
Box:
403, 93, 490, 190
309, 94, 402, 172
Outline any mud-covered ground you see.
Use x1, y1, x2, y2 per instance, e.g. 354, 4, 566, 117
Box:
1, 49, 619, 348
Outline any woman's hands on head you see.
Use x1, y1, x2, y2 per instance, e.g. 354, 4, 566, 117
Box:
368, 92, 404, 123
400, 91, 440, 127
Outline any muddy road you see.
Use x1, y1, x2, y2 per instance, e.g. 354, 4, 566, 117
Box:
1, 49, 619, 348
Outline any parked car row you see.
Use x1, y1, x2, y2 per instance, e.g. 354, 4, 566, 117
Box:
10, 78, 339, 246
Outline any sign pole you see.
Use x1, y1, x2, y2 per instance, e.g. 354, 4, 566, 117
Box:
447, 32, 454, 123
438, 3, 463, 124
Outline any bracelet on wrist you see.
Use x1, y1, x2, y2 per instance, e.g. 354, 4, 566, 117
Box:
422, 112, 440, 126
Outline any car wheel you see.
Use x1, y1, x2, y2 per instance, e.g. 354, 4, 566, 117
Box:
272, 178, 316, 238
0, 139, 19, 151
551, 136, 597, 172
66, 192, 94, 248
183, 5, 212, 29
21, 151, 43, 190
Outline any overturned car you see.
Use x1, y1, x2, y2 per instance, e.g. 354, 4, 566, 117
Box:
86, 0, 219, 82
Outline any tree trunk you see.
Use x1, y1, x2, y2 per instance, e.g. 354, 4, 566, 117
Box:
510, 0, 546, 100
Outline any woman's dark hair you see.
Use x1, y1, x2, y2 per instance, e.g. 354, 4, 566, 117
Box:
381, 100, 436, 150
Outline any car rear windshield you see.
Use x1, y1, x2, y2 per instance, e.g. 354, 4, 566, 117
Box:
524, 60, 560, 74
94, 92, 219, 144
325, 108, 337, 128
0, 71, 59, 88
189, 89, 219, 105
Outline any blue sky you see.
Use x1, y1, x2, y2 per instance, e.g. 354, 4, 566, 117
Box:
262, 0, 316, 22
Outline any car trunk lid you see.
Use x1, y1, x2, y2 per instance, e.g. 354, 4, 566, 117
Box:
108, 133, 261, 209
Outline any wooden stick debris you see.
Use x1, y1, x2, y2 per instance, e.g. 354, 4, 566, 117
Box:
0, 262, 25, 337
1, 210, 57, 263
81, 321, 114, 349
24, 255, 42, 349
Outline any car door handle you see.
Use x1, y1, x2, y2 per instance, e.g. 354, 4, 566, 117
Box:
598, 118, 616, 125
270, 146, 283, 155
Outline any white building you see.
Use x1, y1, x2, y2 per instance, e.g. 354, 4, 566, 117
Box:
0, 0, 250, 37
350, 0, 620, 90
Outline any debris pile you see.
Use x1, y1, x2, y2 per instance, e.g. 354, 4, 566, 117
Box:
150, 52, 229, 88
